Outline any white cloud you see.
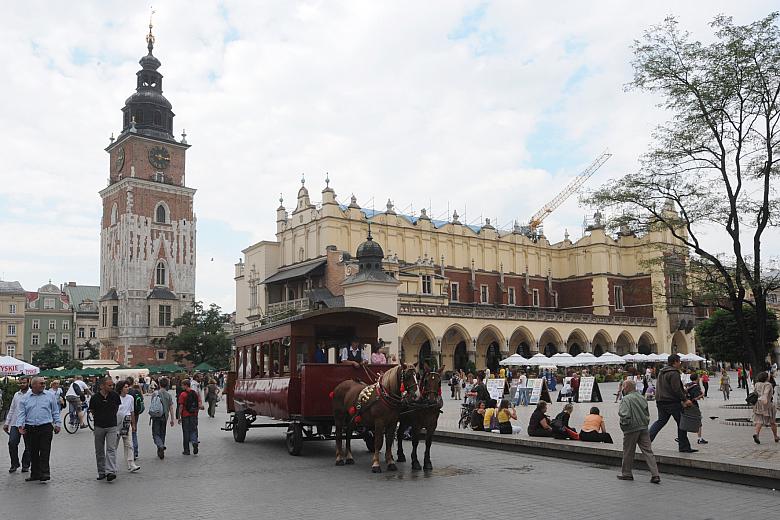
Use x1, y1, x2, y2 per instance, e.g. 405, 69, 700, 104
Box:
0, 0, 777, 310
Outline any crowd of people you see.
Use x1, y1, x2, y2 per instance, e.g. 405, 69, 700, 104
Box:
2, 371, 224, 483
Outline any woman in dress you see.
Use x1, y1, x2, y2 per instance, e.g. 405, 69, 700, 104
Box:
115, 381, 140, 472
752, 371, 779, 444
719, 370, 731, 400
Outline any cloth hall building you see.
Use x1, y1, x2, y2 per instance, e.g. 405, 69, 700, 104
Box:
234, 178, 695, 373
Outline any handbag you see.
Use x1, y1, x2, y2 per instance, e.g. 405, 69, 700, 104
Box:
746, 392, 759, 406
679, 406, 702, 432
119, 415, 131, 436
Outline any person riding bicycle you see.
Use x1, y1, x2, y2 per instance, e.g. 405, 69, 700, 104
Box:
65, 376, 92, 428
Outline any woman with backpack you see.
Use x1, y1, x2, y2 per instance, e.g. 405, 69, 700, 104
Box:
115, 381, 140, 473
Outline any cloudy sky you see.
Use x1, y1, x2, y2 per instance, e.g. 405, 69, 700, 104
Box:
1, 1, 776, 312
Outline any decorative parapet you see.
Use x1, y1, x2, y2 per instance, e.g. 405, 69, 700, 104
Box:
398, 302, 657, 327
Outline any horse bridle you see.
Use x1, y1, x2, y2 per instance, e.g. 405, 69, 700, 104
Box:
421, 372, 441, 401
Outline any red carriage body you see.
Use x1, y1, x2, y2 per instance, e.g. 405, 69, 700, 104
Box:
224, 307, 395, 454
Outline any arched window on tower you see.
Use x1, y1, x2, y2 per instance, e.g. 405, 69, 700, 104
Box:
134, 109, 143, 124
155, 203, 167, 224
110, 203, 117, 225
156, 262, 166, 286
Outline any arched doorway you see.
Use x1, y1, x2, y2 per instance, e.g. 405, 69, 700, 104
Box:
592, 330, 613, 355
400, 323, 435, 365
419, 340, 433, 367
453, 341, 468, 371
615, 331, 634, 356
593, 343, 604, 357
485, 342, 501, 373
516, 342, 531, 358
539, 328, 563, 357
566, 329, 588, 356
671, 330, 688, 355
638, 332, 656, 355
510, 326, 535, 358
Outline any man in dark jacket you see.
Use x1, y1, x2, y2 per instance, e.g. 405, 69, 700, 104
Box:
648, 354, 695, 452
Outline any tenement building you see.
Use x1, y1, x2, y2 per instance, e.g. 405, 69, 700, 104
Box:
23, 282, 73, 363
0, 281, 26, 360
234, 177, 696, 372
98, 26, 196, 366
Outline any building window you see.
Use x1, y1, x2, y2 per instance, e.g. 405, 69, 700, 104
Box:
7, 324, 16, 336
480, 285, 489, 304
77, 347, 86, 360
89, 327, 96, 338
155, 203, 167, 224
147, 305, 151, 326
32, 319, 40, 330
6, 344, 15, 358
508, 287, 516, 306
532, 289, 540, 307
9, 303, 16, 314
48, 320, 56, 330
44, 298, 55, 309
31, 334, 39, 346
62, 320, 70, 330
102, 306, 107, 327
156, 262, 166, 285
450, 282, 459, 302
156, 349, 167, 361
769, 293, 778, 304
249, 283, 258, 309
112, 306, 119, 327
111, 203, 118, 225
62, 334, 70, 346
47, 333, 56, 345
78, 327, 85, 338
614, 286, 625, 311
421, 275, 432, 295
159, 305, 172, 326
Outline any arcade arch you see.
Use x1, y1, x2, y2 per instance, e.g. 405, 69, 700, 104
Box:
476, 325, 505, 374
566, 328, 589, 356
539, 328, 564, 357
441, 324, 472, 372
592, 329, 613, 356
615, 331, 635, 356
400, 323, 435, 365
671, 330, 689, 355
510, 326, 535, 358
637, 332, 657, 354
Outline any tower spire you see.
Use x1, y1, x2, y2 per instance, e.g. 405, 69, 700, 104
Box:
146, 8, 156, 54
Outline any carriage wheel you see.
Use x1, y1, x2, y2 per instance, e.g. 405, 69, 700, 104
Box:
286, 423, 303, 456
233, 412, 248, 443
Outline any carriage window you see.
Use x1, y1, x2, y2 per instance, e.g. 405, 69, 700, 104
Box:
270, 343, 279, 376
262, 344, 269, 377
240, 347, 248, 379
281, 342, 290, 376
251, 346, 259, 377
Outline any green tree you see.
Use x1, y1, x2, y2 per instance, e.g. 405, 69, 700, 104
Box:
32, 344, 71, 370
696, 306, 779, 364
585, 14, 780, 368
164, 302, 231, 368
83, 339, 100, 360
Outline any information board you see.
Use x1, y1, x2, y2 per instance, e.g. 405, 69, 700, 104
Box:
578, 376, 595, 402
528, 378, 544, 404
486, 378, 506, 402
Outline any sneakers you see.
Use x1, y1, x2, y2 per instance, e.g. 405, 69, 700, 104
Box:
21, 467, 29, 473
193, 443, 199, 455
106, 473, 116, 482
129, 464, 141, 472
157, 447, 165, 459
753, 434, 761, 444
650, 476, 661, 484
96, 475, 106, 481
616, 475, 634, 481
8, 467, 18, 473
697, 438, 708, 445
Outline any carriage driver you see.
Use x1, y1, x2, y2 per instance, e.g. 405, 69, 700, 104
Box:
339, 337, 365, 366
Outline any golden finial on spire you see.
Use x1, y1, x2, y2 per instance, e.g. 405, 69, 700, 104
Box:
146, 7, 156, 53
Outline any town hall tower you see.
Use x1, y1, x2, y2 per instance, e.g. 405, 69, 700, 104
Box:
98, 25, 196, 365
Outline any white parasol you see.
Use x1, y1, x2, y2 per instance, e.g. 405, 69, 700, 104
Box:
596, 352, 627, 365
526, 353, 554, 367
0, 356, 39, 375
551, 352, 577, 366
574, 352, 599, 366
499, 353, 530, 366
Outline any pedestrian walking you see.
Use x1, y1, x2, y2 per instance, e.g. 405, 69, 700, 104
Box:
701, 372, 709, 397
205, 379, 220, 418
15, 377, 61, 482
617, 379, 660, 484
115, 382, 140, 472
648, 354, 696, 453
684, 373, 706, 445
91, 377, 121, 482
3, 376, 31, 473
751, 371, 779, 444
719, 370, 731, 400
125, 377, 144, 460
178, 379, 203, 455
149, 377, 176, 459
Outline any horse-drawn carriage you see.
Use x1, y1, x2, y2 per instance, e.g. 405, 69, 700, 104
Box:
224, 307, 396, 455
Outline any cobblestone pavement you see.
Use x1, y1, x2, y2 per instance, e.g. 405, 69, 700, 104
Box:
2, 388, 777, 519
438, 370, 780, 467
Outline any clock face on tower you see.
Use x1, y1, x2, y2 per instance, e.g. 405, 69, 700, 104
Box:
115, 147, 125, 172
148, 146, 171, 170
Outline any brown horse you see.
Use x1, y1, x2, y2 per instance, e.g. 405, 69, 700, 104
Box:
396, 368, 444, 470
333, 364, 420, 473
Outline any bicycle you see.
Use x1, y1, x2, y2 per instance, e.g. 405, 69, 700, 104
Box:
458, 402, 474, 429
63, 400, 93, 434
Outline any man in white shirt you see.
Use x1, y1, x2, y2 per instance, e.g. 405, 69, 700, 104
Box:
3, 377, 31, 473
65, 376, 90, 428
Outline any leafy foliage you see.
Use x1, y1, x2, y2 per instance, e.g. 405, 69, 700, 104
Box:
696, 307, 779, 363
164, 302, 231, 369
82, 339, 100, 360
32, 344, 71, 370
584, 13, 780, 367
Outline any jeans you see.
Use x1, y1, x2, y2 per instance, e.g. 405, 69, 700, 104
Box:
151, 417, 167, 448
648, 401, 691, 451
8, 425, 30, 469
181, 415, 199, 453
93, 426, 119, 476
24, 424, 54, 479
131, 430, 138, 458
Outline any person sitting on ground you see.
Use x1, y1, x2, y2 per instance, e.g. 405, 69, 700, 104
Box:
579, 406, 613, 443
470, 401, 487, 431
551, 403, 579, 440
527, 401, 555, 437
496, 399, 521, 434
483, 399, 498, 431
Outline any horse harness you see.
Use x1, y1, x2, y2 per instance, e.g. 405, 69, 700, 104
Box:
350, 368, 418, 424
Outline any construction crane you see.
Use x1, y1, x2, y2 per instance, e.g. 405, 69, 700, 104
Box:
520, 150, 612, 238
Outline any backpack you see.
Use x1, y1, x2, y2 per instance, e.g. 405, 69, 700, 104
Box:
185, 390, 199, 414
148, 391, 165, 418
132, 390, 145, 415
71, 382, 83, 397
